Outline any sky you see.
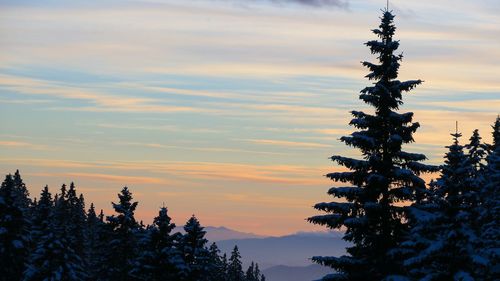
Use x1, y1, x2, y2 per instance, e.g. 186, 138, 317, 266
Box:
0, 0, 499, 236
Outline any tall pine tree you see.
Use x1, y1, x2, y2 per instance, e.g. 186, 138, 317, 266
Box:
131, 206, 187, 280
65, 183, 87, 261
13, 170, 31, 210
221, 253, 229, 280
395, 129, 480, 280
31, 186, 53, 243
208, 242, 227, 281
0, 174, 30, 281
466, 129, 488, 174
85, 202, 110, 280
182, 215, 211, 281
308, 9, 436, 280
228, 245, 245, 281
105, 186, 140, 281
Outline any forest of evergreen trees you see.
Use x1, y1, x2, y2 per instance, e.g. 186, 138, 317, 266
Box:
0, 175, 266, 281
308, 10, 499, 281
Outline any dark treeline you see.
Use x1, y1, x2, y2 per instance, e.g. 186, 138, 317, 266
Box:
309, 9, 499, 281
0, 175, 265, 281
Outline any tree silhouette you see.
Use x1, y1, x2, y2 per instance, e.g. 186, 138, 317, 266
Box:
308, 9, 436, 280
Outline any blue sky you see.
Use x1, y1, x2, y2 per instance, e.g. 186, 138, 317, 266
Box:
1, 0, 499, 235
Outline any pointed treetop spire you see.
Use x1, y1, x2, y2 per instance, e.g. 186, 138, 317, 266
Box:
452, 121, 462, 144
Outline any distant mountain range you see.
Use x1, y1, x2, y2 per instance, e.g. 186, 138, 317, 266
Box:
174, 226, 265, 242
216, 231, 348, 270
174, 226, 346, 281
262, 264, 333, 281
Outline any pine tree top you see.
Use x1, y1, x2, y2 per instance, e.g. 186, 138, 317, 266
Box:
38, 185, 53, 207
436, 130, 476, 206
184, 215, 204, 234
444, 136, 465, 166
183, 215, 208, 250
111, 186, 138, 214
60, 184, 67, 197
1, 174, 15, 198
107, 186, 139, 231
87, 203, 97, 218
153, 207, 175, 235
492, 115, 500, 150
230, 245, 242, 262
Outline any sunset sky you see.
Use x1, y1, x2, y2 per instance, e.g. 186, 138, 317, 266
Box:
1, 0, 499, 236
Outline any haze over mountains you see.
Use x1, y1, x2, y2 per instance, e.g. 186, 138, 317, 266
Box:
194, 226, 347, 281
174, 226, 265, 242
262, 264, 333, 281
216, 230, 347, 269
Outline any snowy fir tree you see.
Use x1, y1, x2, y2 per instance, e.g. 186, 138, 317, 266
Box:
208, 242, 227, 280
390, 129, 482, 280
308, 9, 437, 281
13, 170, 31, 211
182, 215, 211, 281
65, 183, 87, 261
0, 174, 31, 281
31, 186, 53, 244
84, 203, 110, 280
464, 129, 489, 238
105, 187, 141, 280
131, 206, 187, 280
466, 129, 488, 175
228, 245, 245, 281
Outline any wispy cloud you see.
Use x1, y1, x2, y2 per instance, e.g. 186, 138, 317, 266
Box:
0, 141, 51, 150
0, 74, 198, 113
29, 172, 166, 184
113, 141, 288, 155
262, 127, 348, 136
206, 0, 349, 8
0, 98, 52, 104
95, 123, 224, 134
66, 172, 166, 184
222, 193, 307, 208
241, 138, 331, 148
267, 0, 348, 8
